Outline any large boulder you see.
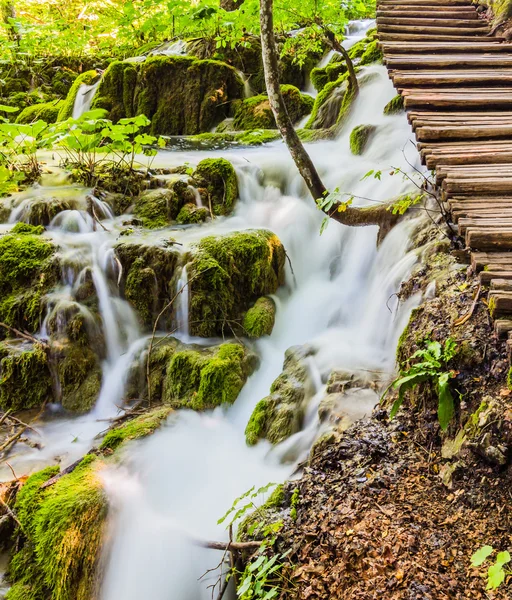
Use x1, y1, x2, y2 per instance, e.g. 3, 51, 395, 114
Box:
92, 56, 244, 135
16, 100, 64, 124
305, 72, 354, 130
57, 70, 99, 121
187, 229, 286, 337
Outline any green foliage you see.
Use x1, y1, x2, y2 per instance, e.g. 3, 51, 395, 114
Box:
383, 94, 404, 116
46, 110, 164, 185
57, 71, 99, 121
243, 297, 276, 338
382, 339, 458, 431
218, 482, 279, 527
471, 546, 511, 590
387, 193, 424, 216
16, 100, 64, 124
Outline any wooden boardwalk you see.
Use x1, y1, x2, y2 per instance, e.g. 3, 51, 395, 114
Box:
377, 0, 512, 346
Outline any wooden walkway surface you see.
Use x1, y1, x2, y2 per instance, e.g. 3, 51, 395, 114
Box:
377, 0, 512, 346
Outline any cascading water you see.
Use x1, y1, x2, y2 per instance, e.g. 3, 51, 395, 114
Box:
1, 40, 427, 600
72, 80, 101, 119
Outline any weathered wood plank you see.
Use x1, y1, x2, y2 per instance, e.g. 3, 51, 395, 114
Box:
377, 17, 487, 27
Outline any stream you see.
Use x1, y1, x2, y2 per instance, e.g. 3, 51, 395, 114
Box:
1, 27, 427, 599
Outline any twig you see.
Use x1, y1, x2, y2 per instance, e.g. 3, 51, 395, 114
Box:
0, 427, 27, 454
0, 409, 12, 427
454, 285, 481, 327
198, 540, 261, 551
0, 495, 22, 530
40, 458, 82, 489
0, 322, 49, 349
4, 413, 41, 436
4, 462, 18, 480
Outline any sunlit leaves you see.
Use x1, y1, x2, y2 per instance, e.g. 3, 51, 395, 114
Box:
471, 546, 511, 590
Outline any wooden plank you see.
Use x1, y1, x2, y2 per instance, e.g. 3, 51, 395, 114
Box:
377, 10, 478, 18
379, 33, 504, 41
394, 72, 512, 86
405, 95, 512, 109
377, 17, 487, 27
494, 319, 512, 338
467, 230, 512, 250
383, 43, 508, 53
487, 290, 512, 314
490, 279, 512, 291
471, 252, 512, 271
379, 0, 476, 6
380, 25, 489, 35
386, 55, 512, 68
417, 125, 512, 141
459, 218, 512, 235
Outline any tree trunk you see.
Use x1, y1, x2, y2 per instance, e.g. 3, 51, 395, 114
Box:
1, 1, 19, 41
259, 0, 397, 230
321, 27, 359, 95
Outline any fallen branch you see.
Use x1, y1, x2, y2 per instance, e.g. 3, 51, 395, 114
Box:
0, 322, 49, 349
3, 413, 41, 436
40, 458, 82, 489
198, 540, 261, 552
0, 427, 26, 454
454, 285, 481, 327
0, 495, 22, 530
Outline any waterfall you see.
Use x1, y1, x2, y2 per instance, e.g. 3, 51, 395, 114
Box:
72, 80, 101, 119
0, 30, 428, 598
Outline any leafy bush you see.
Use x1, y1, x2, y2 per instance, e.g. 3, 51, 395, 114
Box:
382, 339, 458, 431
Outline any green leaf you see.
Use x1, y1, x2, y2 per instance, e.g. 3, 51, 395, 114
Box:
319, 216, 329, 236
471, 545, 494, 567
0, 104, 19, 113
437, 372, 454, 431
495, 551, 511, 568
487, 563, 506, 590
248, 555, 266, 573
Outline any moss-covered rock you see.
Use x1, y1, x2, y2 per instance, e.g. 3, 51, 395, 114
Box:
11, 194, 80, 226
133, 188, 175, 229
243, 296, 276, 338
0, 228, 59, 333
349, 124, 377, 155
192, 158, 238, 216
92, 56, 244, 135
232, 85, 314, 130
57, 343, 102, 413
245, 345, 314, 445
383, 94, 404, 115
57, 70, 99, 121
306, 72, 355, 130
115, 240, 180, 328
127, 337, 257, 409
187, 229, 286, 337
0, 341, 53, 411
186, 129, 281, 147
16, 100, 64, 124
51, 68, 79, 97
7, 456, 107, 600
164, 342, 257, 409
360, 40, 383, 66
100, 406, 173, 451
176, 203, 209, 224
310, 58, 347, 93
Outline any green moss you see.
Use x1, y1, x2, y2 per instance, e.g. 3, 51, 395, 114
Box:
58, 344, 102, 413
93, 56, 243, 135
243, 296, 276, 338
188, 230, 286, 337
348, 40, 367, 60
176, 203, 209, 224
16, 100, 64, 124
297, 128, 334, 142
237, 484, 285, 542
11, 223, 44, 235
349, 124, 376, 155
57, 70, 98, 121
245, 347, 309, 446
507, 366, 512, 391
360, 40, 383, 66
9, 456, 107, 600
115, 241, 180, 328
163, 342, 256, 410
187, 129, 280, 147
193, 157, 238, 216
100, 406, 173, 451
310, 61, 347, 93
51, 69, 78, 97
133, 188, 174, 229
232, 85, 313, 130
0, 341, 52, 411
0, 230, 58, 333
305, 72, 354, 130
383, 94, 404, 115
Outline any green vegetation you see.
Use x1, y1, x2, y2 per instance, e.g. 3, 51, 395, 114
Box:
16, 100, 64, 124
233, 85, 313, 130
471, 546, 511, 590
243, 297, 276, 338
0, 227, 58, 333
187, 230, 286, 337
0, 341, 52, 410
349, 124, 376, 155
305, 72, 354, 130
193, 157, 239, 216
383, 94, 404, 115
382, 339, 459, 431
100, 406, 173, 451
7, 456, 107, 600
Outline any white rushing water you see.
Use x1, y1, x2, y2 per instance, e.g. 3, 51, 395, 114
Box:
1, 49, 426, 600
